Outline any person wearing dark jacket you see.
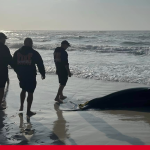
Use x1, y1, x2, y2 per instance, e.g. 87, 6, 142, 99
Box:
54, 40, 72, 103
0, 33, 13, 110
13, 38, 45, 116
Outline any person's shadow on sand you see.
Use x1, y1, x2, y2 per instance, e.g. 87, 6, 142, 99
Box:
0, 111, 8, 144
50, 103, 70, 144
79, 112, 145, 145
1, 80, 9, 109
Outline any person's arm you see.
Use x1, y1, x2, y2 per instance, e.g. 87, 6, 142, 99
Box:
12, 51, 18, 73
53, 50, 59, 74
6, 46, 13, 68
61, 51, 72, 77
65, 65, 72, 77
35, 52, 46, 79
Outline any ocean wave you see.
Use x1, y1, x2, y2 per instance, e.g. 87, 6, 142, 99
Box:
9, 64, 150, 85
7, 43, 58, 50
72, 45, 150, 55
44, 65, 150, 86
137, 35, 150, 40
8, 42, 150, 55
121, 41, 150, 46
8, 43, 24, 49
58, 35, 96, 39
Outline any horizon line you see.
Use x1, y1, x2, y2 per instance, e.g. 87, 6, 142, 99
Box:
1, 29, 150, 32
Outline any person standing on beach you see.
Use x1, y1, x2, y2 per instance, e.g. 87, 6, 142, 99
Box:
0, 33, 13, 110
13, 38, 45, 116
54, 40, 72, 103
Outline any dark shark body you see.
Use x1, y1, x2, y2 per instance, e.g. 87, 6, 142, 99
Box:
81, 87, 150, 110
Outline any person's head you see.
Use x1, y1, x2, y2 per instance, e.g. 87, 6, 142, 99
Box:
24, 38, 33, 47
0, 32, 8, 44
61, 40, 71, 50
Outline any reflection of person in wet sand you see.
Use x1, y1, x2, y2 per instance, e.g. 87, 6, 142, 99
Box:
1, 79, 10, 109
50, 103, 70, 144
19, 113, 34, 142
0, 111, 7, 144
0, 110, 5, 129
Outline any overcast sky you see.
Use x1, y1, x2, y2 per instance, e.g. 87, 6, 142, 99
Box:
0, 0, 150, 30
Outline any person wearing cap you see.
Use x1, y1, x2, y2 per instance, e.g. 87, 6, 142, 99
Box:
13, 38, 46, 116
54, 40, 72, 103
0, 32, 13, 110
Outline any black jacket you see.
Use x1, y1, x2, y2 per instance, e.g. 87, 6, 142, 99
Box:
54, 47, 69, 74
0, 42, 13, 77
13, 46, 45, 79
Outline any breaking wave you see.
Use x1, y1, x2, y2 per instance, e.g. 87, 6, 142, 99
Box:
8, 42, 150, 55
44, 65, 150, 86
121, 41, 150, 46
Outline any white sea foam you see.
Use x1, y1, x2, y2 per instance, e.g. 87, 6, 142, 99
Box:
44, 64, 150, 85
6, 30, 150, 85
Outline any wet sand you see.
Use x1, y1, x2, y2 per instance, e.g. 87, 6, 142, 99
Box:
0, 70, 150, 145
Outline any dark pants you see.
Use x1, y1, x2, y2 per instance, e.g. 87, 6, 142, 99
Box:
19, 77, 37, 93
57, 71, 68, 86
0, 74, 8, 88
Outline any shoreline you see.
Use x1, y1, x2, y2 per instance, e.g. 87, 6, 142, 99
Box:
0, 70, 150, 145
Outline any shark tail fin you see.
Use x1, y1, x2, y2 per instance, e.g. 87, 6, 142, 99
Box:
79, 101, 89, 109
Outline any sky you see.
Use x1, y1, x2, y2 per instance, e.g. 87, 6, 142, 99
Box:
0, 0, 150, 30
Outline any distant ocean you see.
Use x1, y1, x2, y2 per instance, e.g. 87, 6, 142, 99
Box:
3, 30, 150, 85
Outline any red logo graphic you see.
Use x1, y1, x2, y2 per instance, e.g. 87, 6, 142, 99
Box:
17, 53, 33, 65
54, 52, 61, 62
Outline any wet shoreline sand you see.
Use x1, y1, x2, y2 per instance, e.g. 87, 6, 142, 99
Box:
0, 70, 150, 145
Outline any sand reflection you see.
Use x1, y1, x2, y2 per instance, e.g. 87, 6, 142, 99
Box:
1, 80, 9, 109
19, 113, 34, 142
51, 103, 70, 144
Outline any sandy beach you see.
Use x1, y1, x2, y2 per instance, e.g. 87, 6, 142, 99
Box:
0, 70, 150, 145
1, 0, 150, 146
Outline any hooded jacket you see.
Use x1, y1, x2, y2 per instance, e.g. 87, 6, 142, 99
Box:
54, 47, 69, 74
0, 42, 13, 77
13, 46, 45, 79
